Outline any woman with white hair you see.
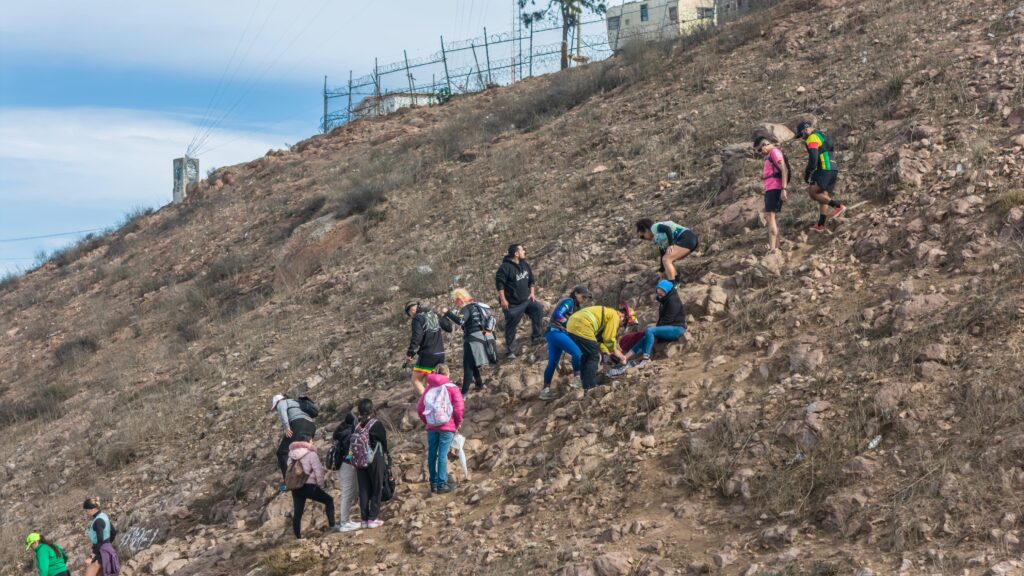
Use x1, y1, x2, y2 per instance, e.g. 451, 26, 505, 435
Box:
443, 288, 496, 394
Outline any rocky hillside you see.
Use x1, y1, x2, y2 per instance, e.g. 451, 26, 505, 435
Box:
2, 0, 1024, 574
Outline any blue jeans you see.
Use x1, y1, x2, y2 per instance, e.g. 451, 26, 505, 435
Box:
427, 430, 455, 486
631, 326, 685, 357
544, 329, 582, 385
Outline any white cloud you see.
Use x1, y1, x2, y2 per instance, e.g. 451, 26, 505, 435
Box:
0, 106, 294, 206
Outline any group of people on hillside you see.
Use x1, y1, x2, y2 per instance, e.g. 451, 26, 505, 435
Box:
24, 498, 120, 576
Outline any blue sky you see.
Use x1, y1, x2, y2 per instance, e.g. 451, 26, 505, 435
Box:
1, 0, 599, 274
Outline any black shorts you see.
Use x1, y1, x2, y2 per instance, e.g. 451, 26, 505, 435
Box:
673, 229, 699, 251
413, 353, 444, 374
811, 171, 838, 194
764, 189, 783, 213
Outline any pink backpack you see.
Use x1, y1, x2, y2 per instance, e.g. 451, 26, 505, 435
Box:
422, 383, 455, 426
349, 418, 379, 469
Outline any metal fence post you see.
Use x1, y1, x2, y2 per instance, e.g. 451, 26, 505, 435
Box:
403, 50, 415, 96
347, 70, 353, 121
470, 43, 485, 90
483, 27, 493, 86
440, 36, 452, 93
529, 22, 534, 77
322, 75, 328, 133
373, 58, 381, 116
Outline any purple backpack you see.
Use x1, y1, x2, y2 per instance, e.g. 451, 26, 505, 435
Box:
349, 418, 379, 469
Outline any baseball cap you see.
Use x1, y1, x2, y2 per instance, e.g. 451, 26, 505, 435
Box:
795, 121, 812, 138
572, 285, 591, 297
656, 280, 675, 294
25, 533, 40, 550
270, 394, 285, 412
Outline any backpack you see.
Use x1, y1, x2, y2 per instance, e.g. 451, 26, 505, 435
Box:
381, 454, 397, 502
422, 383, 456, 426
325, 440, 345, 471
474, 303, 497, 332
284, 459, 308, 490
769, 149, 792, 183
350, 418, 379, 469
296, 396, 319, 418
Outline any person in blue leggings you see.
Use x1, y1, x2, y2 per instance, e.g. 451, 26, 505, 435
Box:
608, 280, 686, 377
539, 286, 590, 400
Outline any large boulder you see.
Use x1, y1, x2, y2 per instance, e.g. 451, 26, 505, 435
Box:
753, 122, 796, 143
273, 214, 361, 290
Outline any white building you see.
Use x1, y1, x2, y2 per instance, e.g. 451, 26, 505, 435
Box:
606, 0, 717, 49
351, 92, 439, 120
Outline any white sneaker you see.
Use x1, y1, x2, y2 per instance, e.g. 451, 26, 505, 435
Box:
334, 521, 361, 532
569, 375, 583, 389
606, 365, 629, 378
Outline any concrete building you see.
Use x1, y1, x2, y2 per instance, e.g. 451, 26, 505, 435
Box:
351, 92, 439, 120
172, 156, 199, 204
606, 0, 717, 49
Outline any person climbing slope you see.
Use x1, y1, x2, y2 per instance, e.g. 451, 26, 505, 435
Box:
25, 532, 70, 576
417, 372, 464, 494
495, 244, 544, 359
404, 301, 453, 395
635, 218, 699, 285
83, 498, 120, 576
272, 393, 316, 482
539, 285, 589, 401
608, 280, 686, 377
331, 411, 361, 532
352, 398, 389, 528
286, 432, 337, 538
443, 288, 496, 394
566, 304, 630, 392
795, 121, 846, 233
755, 136, 790, 251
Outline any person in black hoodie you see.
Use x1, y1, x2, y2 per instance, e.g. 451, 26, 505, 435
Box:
354, 398, 389, 529
404, 301, 453, 394
608, 280, 686, 377
495, 244, 544, 358
331, 411, 361, 532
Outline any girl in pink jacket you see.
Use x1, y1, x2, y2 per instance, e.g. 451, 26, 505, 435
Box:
287, 439, 337, 538
417, 372, 464, 493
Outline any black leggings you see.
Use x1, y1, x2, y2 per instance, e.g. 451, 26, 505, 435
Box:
276, 419, 316, 477
356, 450, 387, 521
291, 484, 335, 538
569, 334, 602, 391
462, 342, 483, 393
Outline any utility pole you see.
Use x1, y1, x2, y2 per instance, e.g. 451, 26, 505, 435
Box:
441, 36, 452, 93
322, 75, 328, 134
483, 27, 493, 86
403, 50, 415, 95
347, 71, 353, 121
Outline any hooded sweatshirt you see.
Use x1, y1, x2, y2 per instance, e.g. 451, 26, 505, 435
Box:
34, 543, 69, 576
407, 307, 453, 359
417, 373, 465, 433
287, 441, 326, 487
495, 256, 535, 306
656, 283, 686, 327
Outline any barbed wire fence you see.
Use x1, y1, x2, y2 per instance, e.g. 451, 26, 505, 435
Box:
320, 5, 720, 132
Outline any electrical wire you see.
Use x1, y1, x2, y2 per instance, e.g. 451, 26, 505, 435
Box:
0, 228, 107, 243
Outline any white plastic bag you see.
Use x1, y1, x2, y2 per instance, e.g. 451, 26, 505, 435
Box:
450, 433, 470, 480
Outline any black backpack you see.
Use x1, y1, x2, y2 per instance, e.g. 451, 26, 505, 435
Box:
769, 150, 793, 183
325, 440, 345, 470
297, 396, 319, 418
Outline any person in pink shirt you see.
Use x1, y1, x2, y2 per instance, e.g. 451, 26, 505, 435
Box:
416, 370, 465, 494
755, 136, 790, 251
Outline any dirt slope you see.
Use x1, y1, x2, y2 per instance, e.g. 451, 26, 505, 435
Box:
2, 0, 1024, 574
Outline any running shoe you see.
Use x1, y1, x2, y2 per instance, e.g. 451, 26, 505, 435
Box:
569, 375, 583, 389
829, 204, 847, 219
364, 519, 384, 529
334, 521, 361, 532
809, 224, 829, 234
631, 357, 651, 369
538, 388, 557, 401
606, 365, 629, 378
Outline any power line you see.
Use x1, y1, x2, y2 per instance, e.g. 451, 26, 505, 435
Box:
0, 228, 107, 243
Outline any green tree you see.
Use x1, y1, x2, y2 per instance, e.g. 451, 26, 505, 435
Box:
519, 0, 607, 70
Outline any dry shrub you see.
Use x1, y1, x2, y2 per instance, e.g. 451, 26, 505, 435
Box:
55, 336, 99, 367
993, 189, 1024, 217
0, 383, 76, 429
260, 548, 319, 576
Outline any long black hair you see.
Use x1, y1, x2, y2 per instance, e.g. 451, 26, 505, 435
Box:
356, 398, 374, 420
37, 534, 64, 559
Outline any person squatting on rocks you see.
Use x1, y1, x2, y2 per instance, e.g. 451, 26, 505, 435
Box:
272, 393, 316, 481
795, 121, 846, 233
495, 243, 544, 359
755, 135, 790, 251
331, 411, 362, 532
539, 285, 590, 401
404, 301, 453, 395
566, 304, 630, 392
417, 372, 465, 494
285, 432, 337, 538
352, 398, 389, 529
635, 219, 699, 285
608, 280, 686, 377
443, 288, 496, 394
25, 532, 70, 576
83, 498, 120, 576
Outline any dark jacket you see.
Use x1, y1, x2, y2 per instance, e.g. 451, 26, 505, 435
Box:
656, 289, 686, 327
445, 304, 485, 336
407, 307, 453, 359
359, 418, 389, 454
332, 414, 356, 456
495, 256, 535, 306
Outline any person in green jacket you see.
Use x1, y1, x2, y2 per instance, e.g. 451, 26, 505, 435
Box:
26, 532, 70, 576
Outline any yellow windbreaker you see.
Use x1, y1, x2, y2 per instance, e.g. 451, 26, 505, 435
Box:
566, 306, 621, 353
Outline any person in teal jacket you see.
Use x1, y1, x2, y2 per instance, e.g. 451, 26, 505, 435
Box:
26, 532, 70, 576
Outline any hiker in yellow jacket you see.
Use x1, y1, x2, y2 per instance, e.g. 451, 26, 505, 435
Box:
567, 304, 631, 392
